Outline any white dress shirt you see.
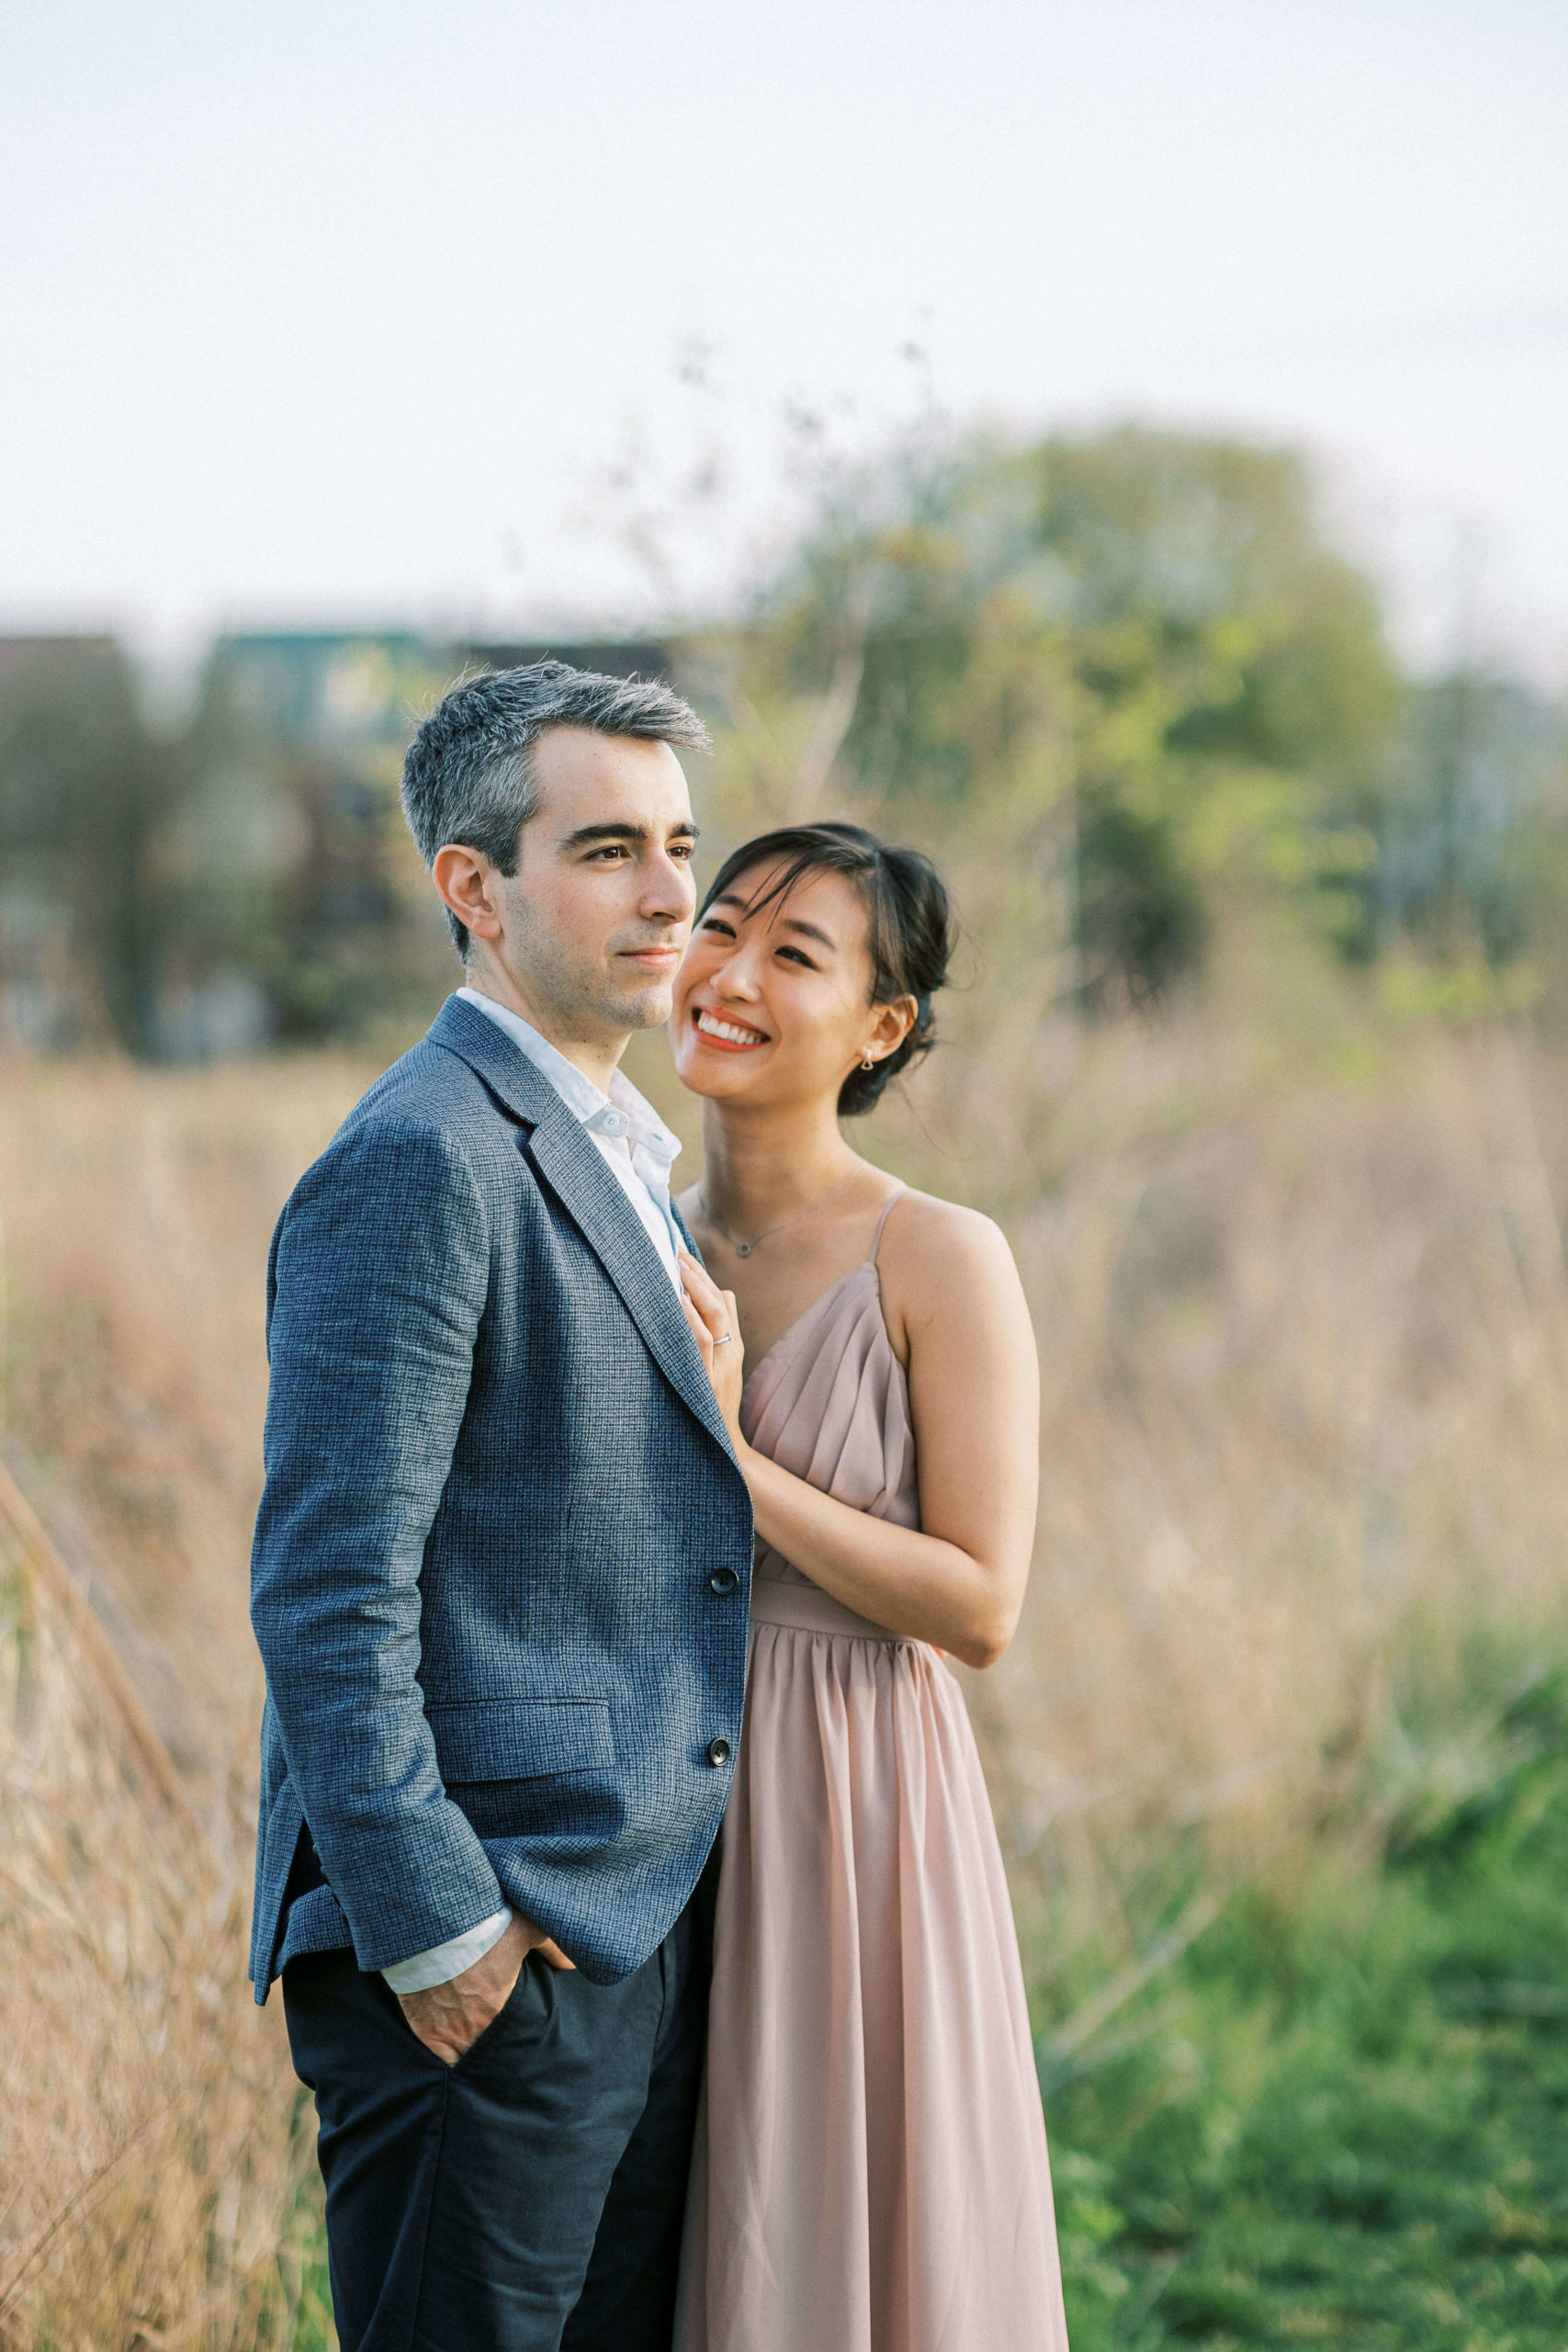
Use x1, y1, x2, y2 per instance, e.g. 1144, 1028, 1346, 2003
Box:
457, 988, 686, 1291
382, 987, 686, 1996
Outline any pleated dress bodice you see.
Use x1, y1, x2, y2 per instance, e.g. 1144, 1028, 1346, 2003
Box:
740, 1244, 920, 1640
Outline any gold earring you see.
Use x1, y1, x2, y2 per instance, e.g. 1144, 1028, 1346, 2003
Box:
861, 1056, 875, 1072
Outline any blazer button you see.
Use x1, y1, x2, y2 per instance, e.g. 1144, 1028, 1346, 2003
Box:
709, 1567, 739, 1595
706, 1736, 733, 1768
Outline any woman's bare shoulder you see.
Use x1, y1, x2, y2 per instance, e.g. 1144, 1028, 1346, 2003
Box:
878, 1187, 1022, 1326
882, 1184, 1013, 1259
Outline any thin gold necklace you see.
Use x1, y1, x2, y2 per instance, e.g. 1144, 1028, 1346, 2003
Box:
698, 1167, 859, 1259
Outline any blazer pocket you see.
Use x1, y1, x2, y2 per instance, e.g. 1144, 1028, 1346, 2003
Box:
426, 1697, 615, 1784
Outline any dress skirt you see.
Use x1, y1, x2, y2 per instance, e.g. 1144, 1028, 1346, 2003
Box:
675, 1574, 1070, 2352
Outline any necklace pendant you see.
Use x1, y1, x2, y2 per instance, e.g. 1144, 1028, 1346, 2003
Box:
736, 1241, 753, 1258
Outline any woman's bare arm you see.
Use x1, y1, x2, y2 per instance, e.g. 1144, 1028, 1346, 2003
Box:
680, 1204, 1039, 1669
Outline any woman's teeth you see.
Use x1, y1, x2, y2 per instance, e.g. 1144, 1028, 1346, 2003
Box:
695, 1011, 764, 1046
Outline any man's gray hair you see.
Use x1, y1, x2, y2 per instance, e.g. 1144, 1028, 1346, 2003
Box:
400, 658, 711, 956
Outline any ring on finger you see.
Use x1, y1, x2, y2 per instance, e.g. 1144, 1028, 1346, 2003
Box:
713, 1332, 733, 1346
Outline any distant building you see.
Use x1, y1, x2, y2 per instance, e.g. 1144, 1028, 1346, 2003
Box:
0, 629, 682, 1056
0, 634, 122, 682
174, 632, 680, 1047
180, 633, 444, 1039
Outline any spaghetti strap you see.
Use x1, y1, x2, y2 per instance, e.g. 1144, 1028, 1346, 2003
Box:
871, 1184, 907, 1264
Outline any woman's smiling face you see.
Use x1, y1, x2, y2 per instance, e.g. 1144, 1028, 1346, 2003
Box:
671, 861, 912, 1110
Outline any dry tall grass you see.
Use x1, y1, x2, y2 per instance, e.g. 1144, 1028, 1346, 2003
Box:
865, 996, 1568, 2016
0, 1052, 381, 1741
0, 1056, 368, 2349
997, 1026, 1568, 1953
3, 989, 1568, 2335
0, 1479, 310, 2346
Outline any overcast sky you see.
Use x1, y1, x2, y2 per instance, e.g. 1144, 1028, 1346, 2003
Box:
3, 0, 1565, 678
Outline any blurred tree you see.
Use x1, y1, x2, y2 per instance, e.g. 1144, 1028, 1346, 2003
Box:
0, 639, 175, 1051
1369, 669, 1564, 970
704, 427, 1402, 1012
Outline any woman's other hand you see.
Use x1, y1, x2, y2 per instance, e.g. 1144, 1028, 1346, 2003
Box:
679, 1250, 745, 1442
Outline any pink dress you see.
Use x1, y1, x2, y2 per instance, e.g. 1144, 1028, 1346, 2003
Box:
676, 1192, 1070, 2352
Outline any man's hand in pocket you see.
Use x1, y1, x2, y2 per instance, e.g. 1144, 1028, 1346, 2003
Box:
398, 1912, 576, 2066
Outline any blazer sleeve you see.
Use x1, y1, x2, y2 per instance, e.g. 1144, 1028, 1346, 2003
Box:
250, 1113, 506, 1971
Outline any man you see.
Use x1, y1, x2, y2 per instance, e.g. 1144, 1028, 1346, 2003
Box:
249, 661, 752, 2351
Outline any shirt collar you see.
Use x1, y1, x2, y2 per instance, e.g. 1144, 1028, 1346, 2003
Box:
455, 988, 680, 1174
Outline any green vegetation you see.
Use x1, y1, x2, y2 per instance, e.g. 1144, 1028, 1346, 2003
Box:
1044, 1662, 1568, 2347
284, 2196, 333, 2352
704, 426, 1562, 1018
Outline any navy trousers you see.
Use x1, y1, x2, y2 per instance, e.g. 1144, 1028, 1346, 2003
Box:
282, 1868, 715, 2352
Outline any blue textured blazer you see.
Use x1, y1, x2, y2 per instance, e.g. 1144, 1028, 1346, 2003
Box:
249, 994, 753, 1998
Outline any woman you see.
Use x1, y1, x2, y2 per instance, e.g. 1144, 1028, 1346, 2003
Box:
669, 821, 1069, 2352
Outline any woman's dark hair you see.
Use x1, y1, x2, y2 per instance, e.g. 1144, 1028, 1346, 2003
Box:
699, 821, 953, 1116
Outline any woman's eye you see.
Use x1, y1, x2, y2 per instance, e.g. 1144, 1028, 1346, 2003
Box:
777, 947, 814, 967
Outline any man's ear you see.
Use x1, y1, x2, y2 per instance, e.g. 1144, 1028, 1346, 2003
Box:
433, 843, 504, 944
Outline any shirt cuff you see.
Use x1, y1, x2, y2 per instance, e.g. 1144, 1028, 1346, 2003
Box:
380, 1907, 513, 1995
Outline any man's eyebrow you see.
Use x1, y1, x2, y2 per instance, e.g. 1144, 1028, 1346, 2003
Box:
557, 819, 700, 850
706, 894, 837, 952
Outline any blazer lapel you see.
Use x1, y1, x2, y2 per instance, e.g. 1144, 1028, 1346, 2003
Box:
525, 1114, 733, 1458
429, 996, 733, 1458
428, 993, 566, 1129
